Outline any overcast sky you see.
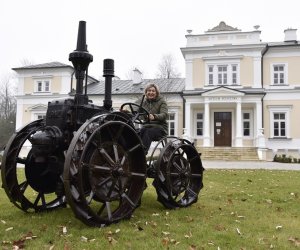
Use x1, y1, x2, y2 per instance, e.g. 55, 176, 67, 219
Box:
1, 0, 299, 80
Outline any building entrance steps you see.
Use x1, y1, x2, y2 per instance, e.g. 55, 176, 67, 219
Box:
198, 147, 259, 161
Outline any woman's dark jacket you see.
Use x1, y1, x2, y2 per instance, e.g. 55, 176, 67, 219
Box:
138, 96, 168, 135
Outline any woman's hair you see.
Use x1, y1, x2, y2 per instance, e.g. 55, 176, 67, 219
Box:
144, 83, 160, 96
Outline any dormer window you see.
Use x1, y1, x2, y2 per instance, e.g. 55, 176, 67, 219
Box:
35, 80, 51, 93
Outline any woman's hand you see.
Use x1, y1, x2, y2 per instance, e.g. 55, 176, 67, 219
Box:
149, 114, 155, 120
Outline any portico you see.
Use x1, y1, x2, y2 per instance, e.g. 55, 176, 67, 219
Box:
183, 87, 265, 148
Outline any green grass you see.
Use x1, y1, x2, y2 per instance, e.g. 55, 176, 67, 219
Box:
1, 169, 300, 249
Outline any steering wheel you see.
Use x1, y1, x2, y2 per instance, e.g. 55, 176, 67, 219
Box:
120, 103, 150, 125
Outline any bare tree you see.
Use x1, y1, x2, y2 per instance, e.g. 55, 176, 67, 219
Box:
0, 74, 17, 148
19, 58, 35, 67
0, 74, 17, 120
156, 54, 181, 79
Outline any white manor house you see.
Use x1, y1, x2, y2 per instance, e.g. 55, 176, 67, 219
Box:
13, 22, 300, 161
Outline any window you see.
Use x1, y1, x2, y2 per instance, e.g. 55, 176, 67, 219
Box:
208, 66, 214, 85
272, 64, 287, 85
34, 113, 46, 120
37, 114, 46, 119
232, 65, 237, 84
206, 63, 239, 86
195, 112, 203, 136
218, 66, 227, 84
273, 113, 286, 137
35, 80, 51, 92
268, 106, 291, 138
167, 113, 175, 136
243, 112, 250, 136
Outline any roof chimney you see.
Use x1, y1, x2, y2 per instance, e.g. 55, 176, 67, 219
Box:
133, 68, 142, 84
284, 28, 297, 42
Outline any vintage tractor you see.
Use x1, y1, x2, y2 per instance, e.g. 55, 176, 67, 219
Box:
1, 21, 204, 227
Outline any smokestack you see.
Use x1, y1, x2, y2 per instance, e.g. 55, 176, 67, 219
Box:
103, 59, 114, 110
69, 21, 93, 104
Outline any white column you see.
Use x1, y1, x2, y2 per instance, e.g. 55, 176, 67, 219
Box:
203, 101, 210, 146
235, 100, 243, 147
183, 102, 192, 141
256, 101, 266, 147
256, 101, 262, 134
256, 100, 267, 160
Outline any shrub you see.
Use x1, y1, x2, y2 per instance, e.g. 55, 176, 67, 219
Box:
273, 154, 299, 164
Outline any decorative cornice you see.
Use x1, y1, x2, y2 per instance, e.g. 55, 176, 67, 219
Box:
207, 21, 240, 32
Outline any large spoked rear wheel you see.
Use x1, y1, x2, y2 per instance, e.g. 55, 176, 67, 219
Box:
153, 138, 204, 209
64, 117, 147, 227
1, 120, 66, 212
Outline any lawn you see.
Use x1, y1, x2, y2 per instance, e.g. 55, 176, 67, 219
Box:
1, 169, 300, 249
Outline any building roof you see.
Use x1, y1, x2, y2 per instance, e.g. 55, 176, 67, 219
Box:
87, 78, 185, 95
12, 61, 73, 70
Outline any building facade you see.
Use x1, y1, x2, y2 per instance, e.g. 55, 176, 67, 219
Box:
181, 22, 300, 160
12, 22, 300, 161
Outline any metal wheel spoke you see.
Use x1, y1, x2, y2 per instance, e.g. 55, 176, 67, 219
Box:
91, 140, 98, 148
85, 163, 111, 172
106, 202, 112, 220
113, 144, 120, 163
33, 192, 44, 207
19, 181, 29, 194
86, 191, 95, 204
128, 144, 142, 153
16, 157, 27, 165
173, 161, 183, 172
99, 148, 115, 166
131, 172, 146, 178
106, 179, 117, 198
120, 155, 126, 166
172, 179, 183, 189
117, 178, 123, 193
179, 158, 187, 169
191, 173, 202, 178
158, 170, 166, 182
41, 193, 46, 207
97, 203, 106, 215
186, 187, 197, 198
170, 172, 181, 177
96, 177, 112, 188
162, 155, 169, 163
121, 193, 136, 208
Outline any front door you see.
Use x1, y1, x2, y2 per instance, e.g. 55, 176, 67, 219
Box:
214, 112, 232, 146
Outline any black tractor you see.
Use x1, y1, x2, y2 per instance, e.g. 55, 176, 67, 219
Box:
1, 21, 204, 227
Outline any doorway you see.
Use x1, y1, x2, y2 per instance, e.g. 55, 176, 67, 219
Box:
214, 112, 232, 146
